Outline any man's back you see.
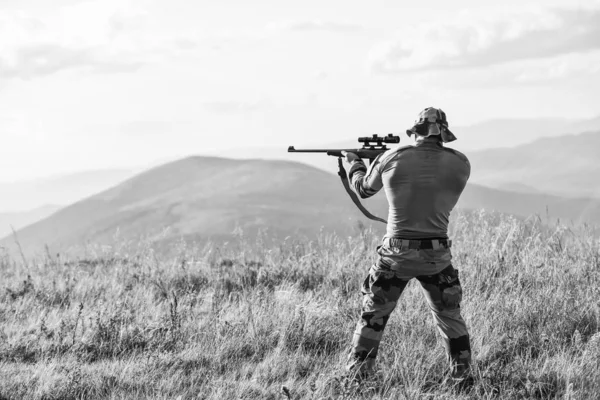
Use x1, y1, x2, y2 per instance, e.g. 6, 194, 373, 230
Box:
350, 138, 470, 239
382, 139, 470, 238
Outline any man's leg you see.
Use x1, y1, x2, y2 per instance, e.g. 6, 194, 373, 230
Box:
347, 266, 409, 375
417, 264, 472, 379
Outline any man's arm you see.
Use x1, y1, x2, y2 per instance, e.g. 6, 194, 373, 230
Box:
343, 151, 384, 199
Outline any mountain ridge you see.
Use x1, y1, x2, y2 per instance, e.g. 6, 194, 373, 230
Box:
3, 115, 599, 214
1, 157, 388, 254
0, 169, 137, 212
466, 130, 600, 198
3, 155, 600, 257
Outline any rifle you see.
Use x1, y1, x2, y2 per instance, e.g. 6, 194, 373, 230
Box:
288, 134, 400, 224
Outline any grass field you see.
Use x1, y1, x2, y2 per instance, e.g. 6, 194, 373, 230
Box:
1, 210, 599, 399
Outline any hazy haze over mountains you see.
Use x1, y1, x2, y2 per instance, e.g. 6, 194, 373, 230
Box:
0, 204, 62, 238
3, 115, 597, 218
0, 157, 389, 255
460, 185, 600, 226
218, 122, 600, 200
4, 155, 600, 256
3, 120, 599, 249
446, 116, 600, 151
467, 130, 600, 198
0, 169, 136, 212
214, 115, 600, 163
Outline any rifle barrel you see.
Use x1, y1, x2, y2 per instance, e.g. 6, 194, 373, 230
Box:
288, 147, 341, 153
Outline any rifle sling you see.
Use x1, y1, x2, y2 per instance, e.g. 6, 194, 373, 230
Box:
336, 157, 387, 224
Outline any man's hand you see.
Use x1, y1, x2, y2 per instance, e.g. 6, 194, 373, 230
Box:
341, 151, 361, 165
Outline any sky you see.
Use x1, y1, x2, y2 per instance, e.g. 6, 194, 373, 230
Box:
1, 0, 600, 182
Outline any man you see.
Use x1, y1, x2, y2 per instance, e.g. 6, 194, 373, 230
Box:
341, 107, 472, 383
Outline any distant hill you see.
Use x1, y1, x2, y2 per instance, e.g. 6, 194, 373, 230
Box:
207, 117, 600, 179
2, 156, 600, 257
0, 169, 136, 212
0, 157, 389, 255
467, 131, 600, 198
0, 204, 62, 238
446, 116, 600, 152
459, 185, 600, 227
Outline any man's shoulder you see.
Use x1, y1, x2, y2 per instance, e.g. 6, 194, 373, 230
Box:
441, 147, 470, 164
378, 145, 413, 163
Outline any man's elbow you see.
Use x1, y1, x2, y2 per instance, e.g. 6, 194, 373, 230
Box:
358, 187, 377, 199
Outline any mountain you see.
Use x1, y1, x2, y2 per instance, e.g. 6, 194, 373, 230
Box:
2, 156, 600, 257
0, 204, 62, 238
459, 185, 600, 227
447, 115, 600, 152
0, 157, 389, 255
466, 130, 600, 198
0, 169, 137, 212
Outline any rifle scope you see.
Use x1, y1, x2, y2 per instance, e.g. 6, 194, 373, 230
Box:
358, 134, 400, 145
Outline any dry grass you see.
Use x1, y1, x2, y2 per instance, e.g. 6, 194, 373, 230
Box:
1, 210, 599, 399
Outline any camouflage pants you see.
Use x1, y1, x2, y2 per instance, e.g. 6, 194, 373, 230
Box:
347, 240, 471, 378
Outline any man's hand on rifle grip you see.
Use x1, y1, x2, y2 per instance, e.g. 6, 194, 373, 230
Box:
341, 151, 361, 165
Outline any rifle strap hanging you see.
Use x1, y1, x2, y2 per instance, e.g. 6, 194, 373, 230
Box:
336, 157, 387, 224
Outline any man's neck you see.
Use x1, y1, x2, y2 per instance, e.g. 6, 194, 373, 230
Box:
415, 137, 443, 147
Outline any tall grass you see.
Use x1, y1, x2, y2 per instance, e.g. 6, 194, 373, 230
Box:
1, 210, 599, 399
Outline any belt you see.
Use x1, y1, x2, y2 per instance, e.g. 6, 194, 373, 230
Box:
384, 237, 452, 250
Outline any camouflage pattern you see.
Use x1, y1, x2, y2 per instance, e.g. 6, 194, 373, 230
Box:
406, 107, 457, 143
347, 242, 471, 379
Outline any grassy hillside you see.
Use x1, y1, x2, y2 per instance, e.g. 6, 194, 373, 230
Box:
467, 131, 600, 198
0, 211, 598, 399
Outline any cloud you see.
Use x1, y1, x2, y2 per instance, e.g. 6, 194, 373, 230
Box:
369, 6, 600, 73
404, 50, 600, 90
202, 99, 271, 114
266, 20, 363, 33
0, 1, 194, 79
313, 70, 329, 80
0, 43, 144, 79
513, 51, 600, 83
